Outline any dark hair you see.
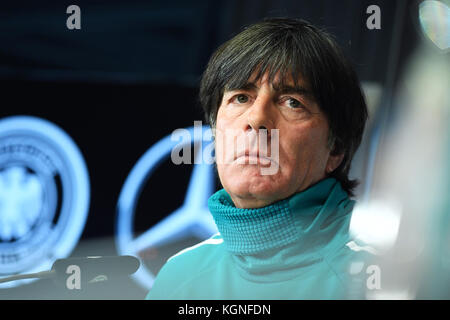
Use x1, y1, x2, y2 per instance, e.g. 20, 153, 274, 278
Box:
199, 17, 368, 197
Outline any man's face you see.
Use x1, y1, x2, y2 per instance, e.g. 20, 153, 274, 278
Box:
214, 72, 342, 208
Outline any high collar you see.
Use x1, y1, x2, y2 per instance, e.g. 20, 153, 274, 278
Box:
208, 178, 354, 281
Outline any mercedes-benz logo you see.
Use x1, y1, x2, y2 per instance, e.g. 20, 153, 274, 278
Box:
115, 125, 217, 289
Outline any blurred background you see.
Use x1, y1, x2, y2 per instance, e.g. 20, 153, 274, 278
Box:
0, 0, 448, 299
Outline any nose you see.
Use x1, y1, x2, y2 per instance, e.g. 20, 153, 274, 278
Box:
246, 94, 275, 133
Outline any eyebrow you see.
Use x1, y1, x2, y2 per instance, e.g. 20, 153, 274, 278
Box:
225, 82, 259, 92
226, 82, 314, 100
273, 84, 312, 97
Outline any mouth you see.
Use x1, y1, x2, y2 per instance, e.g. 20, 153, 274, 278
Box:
234, 151, 274, 167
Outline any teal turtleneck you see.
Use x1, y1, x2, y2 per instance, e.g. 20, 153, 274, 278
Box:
146, 178, 369, 300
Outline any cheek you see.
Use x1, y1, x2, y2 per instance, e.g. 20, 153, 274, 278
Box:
280, 123, 330, 171
214, 119, 231, 160
214, 108, 248, 163
216, 102, 234, 125
213, 124, 240, 178
214, 110, 227, 158
214, 131, 225, 166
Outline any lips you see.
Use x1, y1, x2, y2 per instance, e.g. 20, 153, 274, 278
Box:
235, 150, 273, 166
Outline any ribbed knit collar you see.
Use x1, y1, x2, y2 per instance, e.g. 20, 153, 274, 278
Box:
208, 178, 354, 281
209, 178, 348, 254
208, 178, 354, 280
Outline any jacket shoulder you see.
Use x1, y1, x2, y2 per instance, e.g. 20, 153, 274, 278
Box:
146, 233, 225, 299
323, 237, 379, 298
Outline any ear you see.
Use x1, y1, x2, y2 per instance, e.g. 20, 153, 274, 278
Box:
325, 153, 344, 174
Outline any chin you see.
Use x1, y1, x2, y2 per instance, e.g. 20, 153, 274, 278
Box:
220, 166, 286, 202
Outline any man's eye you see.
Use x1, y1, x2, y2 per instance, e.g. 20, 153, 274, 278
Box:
235, 94, 249, 104
287, 98, 301, 108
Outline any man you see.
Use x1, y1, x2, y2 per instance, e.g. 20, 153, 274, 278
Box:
147, 17, 369, 299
